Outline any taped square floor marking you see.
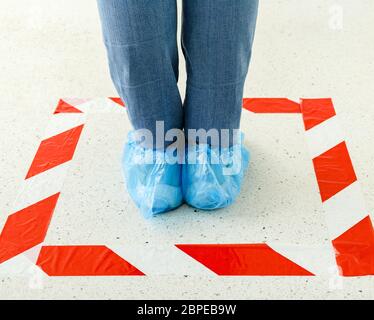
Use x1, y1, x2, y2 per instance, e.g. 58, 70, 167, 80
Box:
0, 97, 373, 277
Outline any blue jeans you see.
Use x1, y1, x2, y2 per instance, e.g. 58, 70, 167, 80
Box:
97, 0, 258, 145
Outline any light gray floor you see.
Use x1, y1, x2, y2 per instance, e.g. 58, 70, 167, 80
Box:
0, 0, 373, 299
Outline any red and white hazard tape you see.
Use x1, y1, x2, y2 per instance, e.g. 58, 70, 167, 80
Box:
242, 98, 373, 276
0, 97, 372, 277
0, 98, 143, 276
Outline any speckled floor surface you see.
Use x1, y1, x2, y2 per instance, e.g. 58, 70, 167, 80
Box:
0, 0, 373, 299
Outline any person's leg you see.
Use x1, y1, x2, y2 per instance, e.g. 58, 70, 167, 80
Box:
97, 0, 184, 217
181, 0, 259, 210
97, 0, 183, 140
182, 0, 259, 145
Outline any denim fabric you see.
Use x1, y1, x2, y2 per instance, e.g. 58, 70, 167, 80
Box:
97, 0, 258, 144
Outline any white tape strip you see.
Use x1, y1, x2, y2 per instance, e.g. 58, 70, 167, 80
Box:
304, 115, 345, 159
43, 113, 86, 139
23, 244, 43, 264
0, 245, 44, 275
113, 242, 215, 276
322, 181, 369, 240
0, 253, 35, 275
77, 98, 126, 114
61, 98, 91, 107
12, 163, 69, 212
269, 243, 337, 276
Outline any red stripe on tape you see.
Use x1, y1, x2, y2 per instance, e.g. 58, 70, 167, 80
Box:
0, 193, 60, 264
332, 215, 374, 276
54, 99, 83, 114
312, 141, 357, 202
243, 98, 301, 113
37, 245, 144, 276
176, 244, 314, 276
300, 98, 336, 130
26, 125, 84, 179
109, 97, 125, 107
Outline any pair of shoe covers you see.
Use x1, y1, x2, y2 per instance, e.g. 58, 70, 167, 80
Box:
122, 131, 249, 218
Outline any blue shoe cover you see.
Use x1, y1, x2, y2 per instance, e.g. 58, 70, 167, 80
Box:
122, 131, 183, 218
182, 135, 250, 210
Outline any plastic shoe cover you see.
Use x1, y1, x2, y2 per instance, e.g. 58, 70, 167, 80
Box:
182, 135, 250, 210
122, 131, 183, 218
